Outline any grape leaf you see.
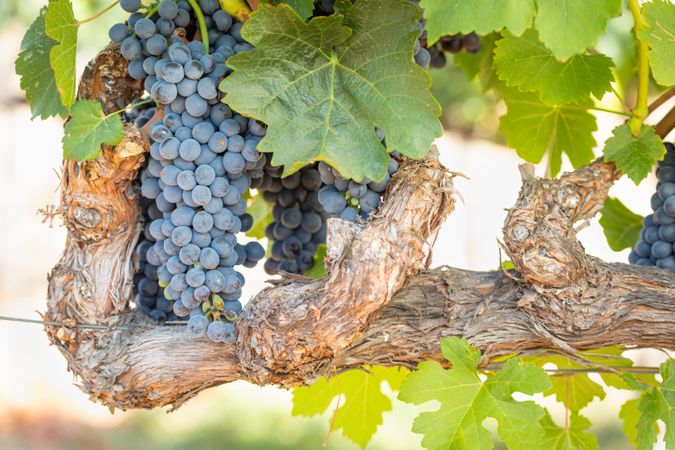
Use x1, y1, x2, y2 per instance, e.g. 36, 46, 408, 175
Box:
599, 197, 643, 252
535, 0, 623, 61
499, 89, 597, 177
259, 0, 314, 20
634, 360, 675, 450
541, 411, 598, 450
45, 0, 78, 111
603, 124, 666, 184
493, 29, 614, 105
292, 365, 409, 448
453, 33, 498, 92
15, 7, 68, 120
62, 100, 124, 161
304, 243, 327, 278
398, 337, 551, 450
419, 0, 534, 44
639, 0, 675, 87
245, 194, 273, 239
220, 0, 442, 182
620, 398, 645, 448
526, 347, 630, 412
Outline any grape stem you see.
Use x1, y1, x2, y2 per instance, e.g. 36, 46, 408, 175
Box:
628, 0, 650, 137
186, 0, 210, 53
104, 98, 156, 119
78, 0, 120, 25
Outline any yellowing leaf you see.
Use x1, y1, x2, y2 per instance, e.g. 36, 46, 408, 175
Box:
45, 0, 78, 110
220, 0, 442, 182
398, 337, 551, 450
292, 365, 409, 448
541, 411, 599, 450
15, 7, 68, 119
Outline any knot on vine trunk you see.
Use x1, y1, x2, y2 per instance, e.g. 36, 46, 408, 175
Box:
503, 161, 619, 290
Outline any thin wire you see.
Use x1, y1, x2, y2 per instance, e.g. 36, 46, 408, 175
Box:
0, 315, 188, 330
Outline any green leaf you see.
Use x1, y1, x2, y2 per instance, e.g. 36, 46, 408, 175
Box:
15, 7, 68, 120
602, 124, 666, 184
220, 0, 442, 181
245, 194, 273, 239
535, 0, 623, 61
494, 29, 614, 105
304, 244, 327, 279
499, 89, 597, 177
398, 337, 551, 450
292, 365, 409, 448
599, 197, 643, 251
453, 33, 498, 92
62, 100, 125, 161
525, 347, 633, 412
635, 360, 675, 450
639, 0, 675, 87
541, 411, 599, 450
419, 0, 535, 44
45, 0, 78, 111
259, 0, 314, 20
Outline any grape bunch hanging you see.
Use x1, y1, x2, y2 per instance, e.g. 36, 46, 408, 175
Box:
629, 141, 675, 269
111, 0, 406, 343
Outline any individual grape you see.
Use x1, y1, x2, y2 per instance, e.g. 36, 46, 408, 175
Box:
120, 37, 142, 60
185, 93, 208, 116
193, 121, 215, 143
186, 268, 206, 288
193, 210, 214, 233
187, 314, 209, 335
664, 196, 675, 217
153, 81, 178, 104
207, 321, 236, 343
109, 23, 129, 42
197, 77, 218, 100
169, 42, 192, 64
158, 0, 179, 19
147, 34, 168, 55
340, 207, 358, 221
179, 139, 202, 161
245, 242, 265, 261
192, 185, 213, 206
134, 18, 156, 39
121, 0, 141, 13
652, 240, 672, 259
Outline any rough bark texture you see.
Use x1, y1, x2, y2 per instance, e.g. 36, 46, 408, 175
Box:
44, 47, 675, 411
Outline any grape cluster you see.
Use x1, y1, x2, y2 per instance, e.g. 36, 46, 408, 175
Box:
114, 0, 267, 343
258, 163, 327, 275
629, 141, 675, 269
116, 0, 400, 338
316, 157, 398, 222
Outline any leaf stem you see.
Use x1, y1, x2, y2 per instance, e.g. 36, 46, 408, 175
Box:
566, 104, 631, 117
628, 0, 650, 137
104, 98, 156, 119
186, 0, 210, 53
589, 106, 632, 117
79, 0, 120, 25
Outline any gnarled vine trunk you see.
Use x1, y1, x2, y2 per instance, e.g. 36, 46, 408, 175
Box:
44, 45, 675, 410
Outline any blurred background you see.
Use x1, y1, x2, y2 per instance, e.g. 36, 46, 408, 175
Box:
0, 1, 673, 449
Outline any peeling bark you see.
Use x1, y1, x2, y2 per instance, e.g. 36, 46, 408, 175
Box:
44, 46, 675, 411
